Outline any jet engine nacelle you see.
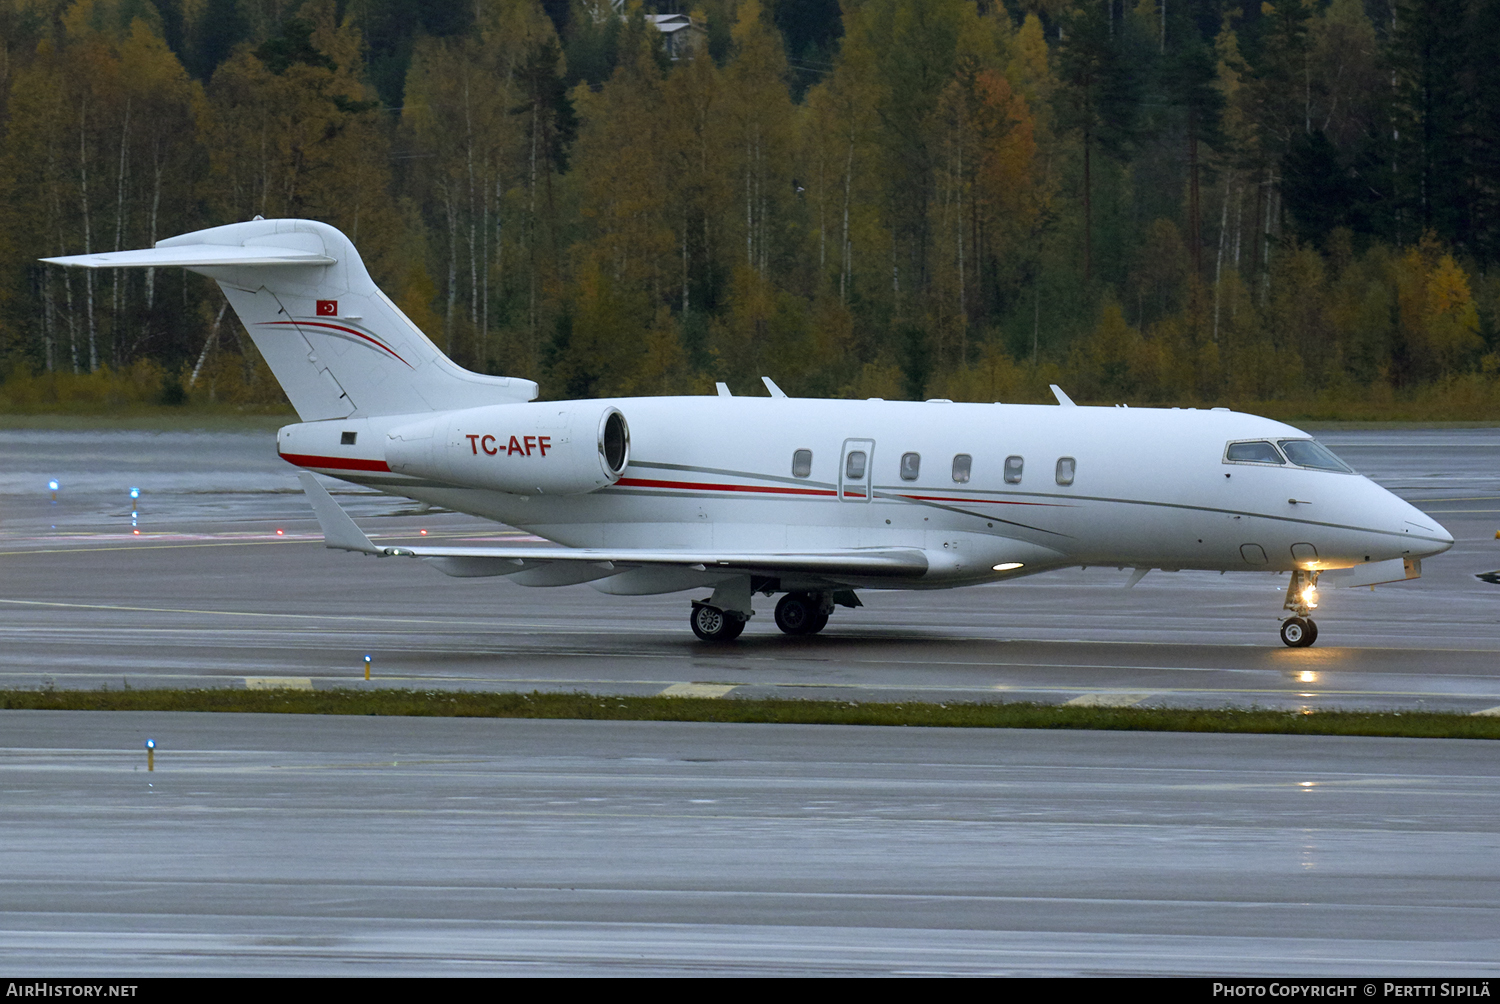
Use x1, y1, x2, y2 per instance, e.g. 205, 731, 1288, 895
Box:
385, 402, 629, 495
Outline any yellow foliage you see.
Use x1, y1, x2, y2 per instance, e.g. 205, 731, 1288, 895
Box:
932, 345, 1026, 403
1395, 234, 1483, 379
840, 359, 905, 401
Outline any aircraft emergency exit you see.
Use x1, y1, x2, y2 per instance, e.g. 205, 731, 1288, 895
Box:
43, 219, 1454, 646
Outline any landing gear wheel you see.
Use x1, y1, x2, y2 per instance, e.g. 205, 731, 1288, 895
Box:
1280, 617, 1317, 648
774, 593, 820, 635
691, 604, 745, 642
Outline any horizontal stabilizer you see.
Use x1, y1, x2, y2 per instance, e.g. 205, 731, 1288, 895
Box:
41, 244, 335, 269
298, 472, 378, 554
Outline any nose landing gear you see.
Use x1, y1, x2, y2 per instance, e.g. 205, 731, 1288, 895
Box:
1280, 617, 1318, 647
1280, 569, 1320, 647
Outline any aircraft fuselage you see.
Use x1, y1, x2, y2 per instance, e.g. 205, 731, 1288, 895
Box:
277, 396, 1452, 591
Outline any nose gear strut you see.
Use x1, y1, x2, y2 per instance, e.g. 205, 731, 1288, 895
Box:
1280, 569, 1320, 647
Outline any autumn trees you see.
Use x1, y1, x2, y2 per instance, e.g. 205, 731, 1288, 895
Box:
0, 0, 1496, 417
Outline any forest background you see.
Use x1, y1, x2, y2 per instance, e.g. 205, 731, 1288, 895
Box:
1, 0, 1498, 418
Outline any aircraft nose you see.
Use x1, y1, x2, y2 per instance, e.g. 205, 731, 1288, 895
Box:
1394, 497, 1453, 557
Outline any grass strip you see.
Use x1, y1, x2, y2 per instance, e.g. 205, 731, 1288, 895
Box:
2, 688, 1498, 740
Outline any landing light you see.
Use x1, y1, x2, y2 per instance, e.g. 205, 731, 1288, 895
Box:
992, 562, 1024, 572
1299, 671, 1317, 683
1301, 585, 1318, 608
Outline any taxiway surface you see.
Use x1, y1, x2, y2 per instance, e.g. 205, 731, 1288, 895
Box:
1, 426, 1499, 711
2, 711, 1497, 976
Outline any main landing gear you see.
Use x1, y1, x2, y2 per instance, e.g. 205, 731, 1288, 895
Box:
690, 601, 746, 642
689, 587, 860, 642
773, 592, 831, 636
1279, 569, 1320, 648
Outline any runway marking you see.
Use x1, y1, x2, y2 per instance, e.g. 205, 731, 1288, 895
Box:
1403, 496, 1500, 502
1, 670, 1498, 703
0, 598, 599, 630
244, 677, 314, 691
659, 683, 738, 698
1419, 509, 1500, 513
1472, 706, 1500, 717
0, 539, 322, 555
0, 531, 526, 556
1064, 692, 1154, 707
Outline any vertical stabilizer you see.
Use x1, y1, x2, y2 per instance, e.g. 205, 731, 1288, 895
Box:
42, 219, 537, 420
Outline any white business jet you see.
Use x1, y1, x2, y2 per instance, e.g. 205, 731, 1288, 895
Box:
44, 219, 1453, 646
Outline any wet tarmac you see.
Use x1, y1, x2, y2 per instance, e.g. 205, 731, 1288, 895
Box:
2, 711, 1496, 976
1, 426, 1498, 711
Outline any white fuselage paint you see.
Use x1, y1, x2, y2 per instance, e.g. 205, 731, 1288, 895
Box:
278, 396, 1453, 592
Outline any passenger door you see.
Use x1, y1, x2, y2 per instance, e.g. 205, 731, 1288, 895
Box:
839, 438, 875, 502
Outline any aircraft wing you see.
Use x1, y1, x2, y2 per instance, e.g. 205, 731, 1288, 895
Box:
297, 473, 927, 578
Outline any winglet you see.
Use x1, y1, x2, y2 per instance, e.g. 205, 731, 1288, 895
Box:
1050, 384, 1077, 407
761, 376, 788, 398
297, 472, 380, 554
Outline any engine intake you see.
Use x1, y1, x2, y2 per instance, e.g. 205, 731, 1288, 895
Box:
385, 402, 629, 495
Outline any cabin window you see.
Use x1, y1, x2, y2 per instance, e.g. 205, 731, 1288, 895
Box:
792, 449, 812, 478
1224, 440, 1286, 465
1056, 457, 1076, 485
1278, 439, 1354, 473
1004, 455, 1024, 484
952, 454, 972, 483
845, 451, 867, 480
340, 431, 357, 446
899, 452, 921, 481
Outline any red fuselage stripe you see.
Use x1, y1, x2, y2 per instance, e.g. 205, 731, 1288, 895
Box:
614, 476, 836, 497
273, 462, 1068, 503
258, 320, 412, 368
280, 452, 392, 472
613, 476, 1058, 506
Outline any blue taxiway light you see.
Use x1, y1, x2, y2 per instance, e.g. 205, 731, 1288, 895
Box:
145, 739, 155, 749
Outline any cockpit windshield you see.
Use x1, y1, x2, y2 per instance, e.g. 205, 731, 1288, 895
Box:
1223, 438, 1355, 472
1224, 440, 1285, 465
1277, 439, 1354, 473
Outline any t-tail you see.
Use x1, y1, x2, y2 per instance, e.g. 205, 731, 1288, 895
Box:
41, 219, 536, 419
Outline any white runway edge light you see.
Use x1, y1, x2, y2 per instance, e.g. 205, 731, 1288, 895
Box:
992, 562, 1025, 572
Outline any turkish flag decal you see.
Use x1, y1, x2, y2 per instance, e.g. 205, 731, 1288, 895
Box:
316, 300, 338, 316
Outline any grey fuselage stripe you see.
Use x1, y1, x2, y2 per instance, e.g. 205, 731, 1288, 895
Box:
328, 458, 1442, 548
621, 460, 1444, 544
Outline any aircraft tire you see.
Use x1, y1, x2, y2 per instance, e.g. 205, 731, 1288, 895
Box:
691, 603, 744, 642
1304, 619, 1319, 646
806, 611, 830, 635
774, 593, 818, 635
1280, 617, 1315, 648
